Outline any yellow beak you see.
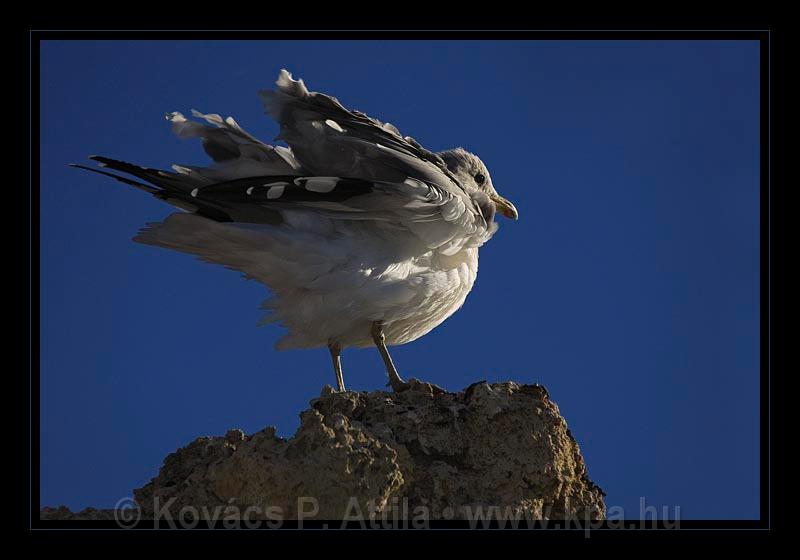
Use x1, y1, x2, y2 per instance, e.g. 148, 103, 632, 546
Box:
490, 194, 519, 220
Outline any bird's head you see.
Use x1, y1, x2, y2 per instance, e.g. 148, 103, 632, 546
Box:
438, 148, 518, 220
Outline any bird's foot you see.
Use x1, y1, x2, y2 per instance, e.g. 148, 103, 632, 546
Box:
387, 377, 411, 393
386, 377, 447, 395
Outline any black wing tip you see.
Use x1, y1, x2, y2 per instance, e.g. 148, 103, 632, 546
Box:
67, 163, 97, 171
88, 155, 114, 165
67, 160, 161, 194
68, 155, 111, 168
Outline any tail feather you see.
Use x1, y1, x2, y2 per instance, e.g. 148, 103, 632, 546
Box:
72, 156, 240, 222
87, 155, 198, 194
67, 163, 159, 194
71, 155, 288, 225
71, 105, 305, 224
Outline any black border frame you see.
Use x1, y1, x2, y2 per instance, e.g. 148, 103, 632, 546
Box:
22, 27, 785, 538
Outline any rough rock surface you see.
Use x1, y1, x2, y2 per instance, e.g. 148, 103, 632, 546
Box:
42, 380, 605, 521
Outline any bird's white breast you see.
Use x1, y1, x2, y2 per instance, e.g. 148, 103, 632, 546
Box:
379, 246, 479, 347
140, 210, 484, 351
264, 236, 480, 350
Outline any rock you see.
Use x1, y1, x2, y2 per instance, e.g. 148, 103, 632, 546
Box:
42, 380, 605, 522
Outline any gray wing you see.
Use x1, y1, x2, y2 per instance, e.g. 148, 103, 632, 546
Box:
74, 70, 493, 254
259, 69, 460, 187
166, 109, 304, 181
254, 70, 490, 251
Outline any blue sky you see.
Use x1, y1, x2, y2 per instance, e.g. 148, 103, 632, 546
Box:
39, 39, 760, 520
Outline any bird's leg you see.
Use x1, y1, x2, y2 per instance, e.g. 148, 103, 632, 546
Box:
370, 321, 408, 392
328, 341, 346, 393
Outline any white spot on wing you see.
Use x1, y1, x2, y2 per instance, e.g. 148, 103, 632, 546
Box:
274, 146, 301, 170
246, 187, 254, 195
190, 188, 198, 198
325, 119, 344, 132
267, 185, 285, 199
304, 177, 339, 193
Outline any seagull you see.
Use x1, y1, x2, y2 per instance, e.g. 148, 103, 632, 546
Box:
72, 70, 518, 393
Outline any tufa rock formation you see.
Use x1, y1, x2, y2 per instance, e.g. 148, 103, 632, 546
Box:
42, 380, 605, 522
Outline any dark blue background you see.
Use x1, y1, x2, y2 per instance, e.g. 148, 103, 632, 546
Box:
40, 40, 760, 519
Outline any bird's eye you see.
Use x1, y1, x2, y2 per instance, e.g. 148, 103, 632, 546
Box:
474, 173, 486, 185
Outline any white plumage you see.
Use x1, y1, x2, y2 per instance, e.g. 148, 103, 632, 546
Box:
73, 70, 518, 391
